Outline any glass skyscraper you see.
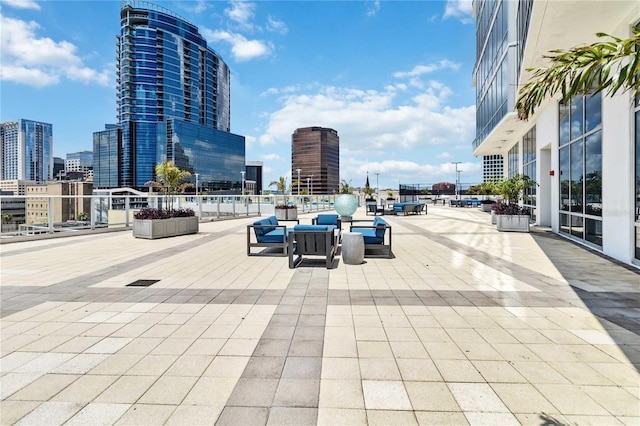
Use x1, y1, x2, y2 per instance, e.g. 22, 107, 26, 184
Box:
95, 0, 244, 191
1, 119, 53, 182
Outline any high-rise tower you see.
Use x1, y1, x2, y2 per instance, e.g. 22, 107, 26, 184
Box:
291, 127, 340, 195
95, 0, 244, 191
1, 119, 53, 182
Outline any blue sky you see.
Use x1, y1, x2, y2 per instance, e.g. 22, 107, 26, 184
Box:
0, 0, 478, 190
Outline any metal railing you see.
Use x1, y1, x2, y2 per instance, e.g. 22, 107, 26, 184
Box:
0, 193, 338, 241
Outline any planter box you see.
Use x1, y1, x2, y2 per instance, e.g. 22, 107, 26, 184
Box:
275, 208, 298, 221
133, 216, 199, 239
481, 203, 494, 212
496, 215, 530, 232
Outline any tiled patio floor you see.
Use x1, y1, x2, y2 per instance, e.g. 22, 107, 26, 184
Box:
1, 205, 639, 425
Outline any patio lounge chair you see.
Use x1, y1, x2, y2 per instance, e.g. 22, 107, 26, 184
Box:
247, 215, 299, 256
350, 217, 392, 258
312, 213, 342, 230
288, 225, 338, 268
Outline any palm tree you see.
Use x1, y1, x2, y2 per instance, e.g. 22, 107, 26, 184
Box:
516, 28, 640, 121
269, 176, 289, 206
146, 160, 192, 211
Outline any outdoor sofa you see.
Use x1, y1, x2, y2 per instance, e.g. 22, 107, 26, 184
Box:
392, 202, 426, 215
247, 215, 299, 256
350, 217, 393, 258
288, 224, 339, 269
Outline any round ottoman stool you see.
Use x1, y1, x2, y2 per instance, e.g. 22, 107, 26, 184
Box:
342, 231, 365, 265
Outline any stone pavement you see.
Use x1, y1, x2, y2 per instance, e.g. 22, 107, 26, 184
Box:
1, 205, 639, 425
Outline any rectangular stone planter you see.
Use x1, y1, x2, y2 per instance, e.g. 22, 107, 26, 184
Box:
275, 208, 298, 221
133, 216, 199, 239
496, 215, 530, 232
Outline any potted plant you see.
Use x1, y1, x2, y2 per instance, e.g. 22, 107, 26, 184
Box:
492, 174, 536, 232
335, 179, 358, 220
133, 161, 199, 239
270, 176, 297, 220
478, 180, 498, 212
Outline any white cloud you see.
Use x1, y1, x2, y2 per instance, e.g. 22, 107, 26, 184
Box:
225, 1, 257, 31
0, 15, 112, 87
367, 0, 381, 17
443, 0, 473, 23
259, 82, 474, 153
266, 15, 288, 35
262, 153, 283, 162
393, 60, 460, 79
438, 152, 452, 159
1, 0, 40, 10
181, 0, 209, 15
203, 29, 272, 61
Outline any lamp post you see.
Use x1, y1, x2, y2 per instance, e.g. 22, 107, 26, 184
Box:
310, 175, 314, 196
195, 173, 199, 195
296, 168, 301, 195
240, 171, 245, 195
457, 170, 463, 198
451, 162, 461, 199
306, 177, 310, 194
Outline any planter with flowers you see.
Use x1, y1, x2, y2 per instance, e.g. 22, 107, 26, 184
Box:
492, 174, 536, 232
133, 161, 198, 239
270, 176, 298, 220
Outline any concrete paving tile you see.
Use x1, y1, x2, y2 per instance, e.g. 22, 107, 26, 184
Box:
218, 338, 259, 356
0, 352, 42, 373
362, 380, 412, 410
65, 402, 131, 425
432, 359, 485, 382
390, 341, 429, 359
448, 383, 509, 413
165, 404, 224, 425
202, 355, 250, 378
149, 337, 195, 355
114, 403, 176, 425
267, 407, 317, 425
7, 373, 79, 401
318, 379, 364, 409
281, 356, 321, 379
359, 358, 401, 380
405, 382, 460, 412
14, 352, 75, 374
254, 339, 291, 357
215, 406, 268, 426
52, 353, 110, 374
579, 385, 640, 416
357, 341, 394, 358
490, 383, 557, 414
366, 409, 418, 425
14, 401, 83, 426
288, 338, 324, 357
164, 354, 213, 376
510, 361, 571, 384
273, 379, 320, 407
414, 411, 469, 425
471, 360, 527, 383
534, 384, 609, 415
564, 415, 627, 425
88, 353, 144, 375
242, 356, 285, 379
85, 337, 133, 354
227, 378, 279, 407
0, 373, 43, 399
125, 354, 178, 376
0, 400, 40, 425
138, 375, 197, 405
94, 375, 158, 403
463, 412, 520, 425
514, 412, 571, 425
51, 374, 118, 403
182, 377, 237, 405
422, 341, 466, 359
396, 358, 442, 382
317, 408, 367, 425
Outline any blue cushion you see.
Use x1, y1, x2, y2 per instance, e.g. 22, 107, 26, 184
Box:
253, 218, 275, 236
294, 225, 331, 231
351, 228, 383, 244
257, 228, 287, 243
316, 214, 339, 225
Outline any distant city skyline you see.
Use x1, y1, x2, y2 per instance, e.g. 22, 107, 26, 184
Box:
0, 0, 479, 189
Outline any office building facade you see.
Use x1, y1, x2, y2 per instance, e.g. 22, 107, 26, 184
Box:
245, 161, 264, 195
472, 0, 639, 267
1, 119, 53, 182
291, 127, 340, 195
94, 1, 244, 192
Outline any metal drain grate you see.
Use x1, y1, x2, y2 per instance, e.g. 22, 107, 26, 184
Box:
126, 279, 160, 287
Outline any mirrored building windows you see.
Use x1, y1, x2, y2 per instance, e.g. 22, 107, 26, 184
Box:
558, 94, 602, 247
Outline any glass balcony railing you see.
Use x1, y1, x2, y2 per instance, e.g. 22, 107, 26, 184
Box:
0, 193, 338, 240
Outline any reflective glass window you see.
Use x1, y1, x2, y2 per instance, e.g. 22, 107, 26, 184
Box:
585, 132, 602, 217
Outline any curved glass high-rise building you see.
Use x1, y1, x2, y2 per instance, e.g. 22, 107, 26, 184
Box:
95, 0, 244, 190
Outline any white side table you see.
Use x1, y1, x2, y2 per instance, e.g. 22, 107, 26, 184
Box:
342, 231, 364, 265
